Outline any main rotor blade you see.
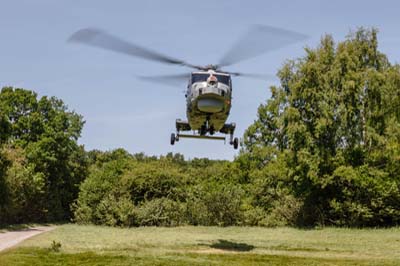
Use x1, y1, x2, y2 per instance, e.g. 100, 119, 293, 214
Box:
227, 71, 276, 81
68, 28, 203, 69
137, 73, 189, 87
218, 25, 309, 67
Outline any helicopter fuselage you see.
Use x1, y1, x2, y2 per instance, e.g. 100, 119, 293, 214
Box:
185, 71, 232, 134
173, 70, 238, 148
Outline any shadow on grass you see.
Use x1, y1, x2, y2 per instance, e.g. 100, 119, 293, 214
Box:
210, 239, 255, 252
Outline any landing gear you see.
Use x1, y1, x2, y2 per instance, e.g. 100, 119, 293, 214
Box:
221, 123, 239, 150
233, 137, 239, 150
228, 135, 239, 150
200, 125, 207, 136
171, 119, 239, 150
209, 126, 215, 135
171, 120, 190, 146
170, 133, 176, 145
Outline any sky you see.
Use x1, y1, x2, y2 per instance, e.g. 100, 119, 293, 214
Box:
1, 0, 399, 160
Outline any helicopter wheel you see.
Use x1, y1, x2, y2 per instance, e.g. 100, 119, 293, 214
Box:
209, 126, 215, 135
170, 133, 176, 145
233, 137, 239, 150
200, 125, 207, 136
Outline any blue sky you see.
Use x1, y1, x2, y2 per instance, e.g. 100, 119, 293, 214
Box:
1, 0, 399, 160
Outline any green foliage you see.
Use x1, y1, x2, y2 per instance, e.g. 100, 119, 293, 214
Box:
136, 197, 185, 226
96, 190, 136, 227
1, 147, 46, 223
72, 154, 132, 225
0, 151, 10, 219
183, 182, 244, 226
0, 87, 87, 223
243, 28, 400, 226
198, 183, 243, 226
49, 241, 62, 252
327, 165, 400, 226
240, 153, 301, 227
121, 160, 189, 204
73, 151, 248, 227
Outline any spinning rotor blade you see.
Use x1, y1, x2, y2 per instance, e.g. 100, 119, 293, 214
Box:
137, 73, 189, 87
218, 25, 308, 67
68, 28, 203, 70
226, 72, 276, 80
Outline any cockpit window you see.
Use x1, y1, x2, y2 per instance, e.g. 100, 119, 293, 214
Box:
191, 73, 230, 85
191, 74, 209, 84
215, 75, 230, 85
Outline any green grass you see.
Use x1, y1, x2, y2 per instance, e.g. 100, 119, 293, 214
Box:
1, 224, 399, 265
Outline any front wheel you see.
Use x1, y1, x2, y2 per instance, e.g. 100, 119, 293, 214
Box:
170, 133, 176, 145
233, 137, 239, 149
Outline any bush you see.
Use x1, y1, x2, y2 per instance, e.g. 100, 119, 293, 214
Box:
327, 165, 400, 226
73, 159, 130, 224
121, 161, 189, 204
136, 198, 185, 226
0, 147, 46, 224
50, 241, 62, 252
96, 191, 136, 227
185, 183, 244, 226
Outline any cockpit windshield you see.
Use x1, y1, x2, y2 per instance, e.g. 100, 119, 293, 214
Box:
215, 75, 230, 85
191, 73, 209, 84
191, 73, 230, 85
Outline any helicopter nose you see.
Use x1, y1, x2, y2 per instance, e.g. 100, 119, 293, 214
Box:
197, 98, 224, 113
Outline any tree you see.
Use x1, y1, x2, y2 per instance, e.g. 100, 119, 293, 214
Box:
244, 28, 400, 226
0, 87, 87, 222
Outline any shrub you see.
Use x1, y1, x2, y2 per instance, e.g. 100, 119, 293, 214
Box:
185, 183, 244, 226
0, 147, 46, 223
50, 240, 62, 252
121, 161, 188, 204
136, 198, 185, 226
73, 159, 130, 224
96, 191, 136, 227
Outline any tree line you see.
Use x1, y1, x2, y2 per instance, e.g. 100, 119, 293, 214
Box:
0, 28, 399, 227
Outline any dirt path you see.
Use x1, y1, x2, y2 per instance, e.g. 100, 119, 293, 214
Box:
0, 226, 55, 252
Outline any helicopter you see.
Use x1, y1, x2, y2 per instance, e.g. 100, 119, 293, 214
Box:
68, 25, 307, 149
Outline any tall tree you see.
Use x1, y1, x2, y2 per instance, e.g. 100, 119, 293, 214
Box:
244, 28, 400, 226
0, 87, 87, 222
0, 112, 11, 217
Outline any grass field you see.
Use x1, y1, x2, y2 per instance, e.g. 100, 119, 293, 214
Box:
0, 224, 399, 265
